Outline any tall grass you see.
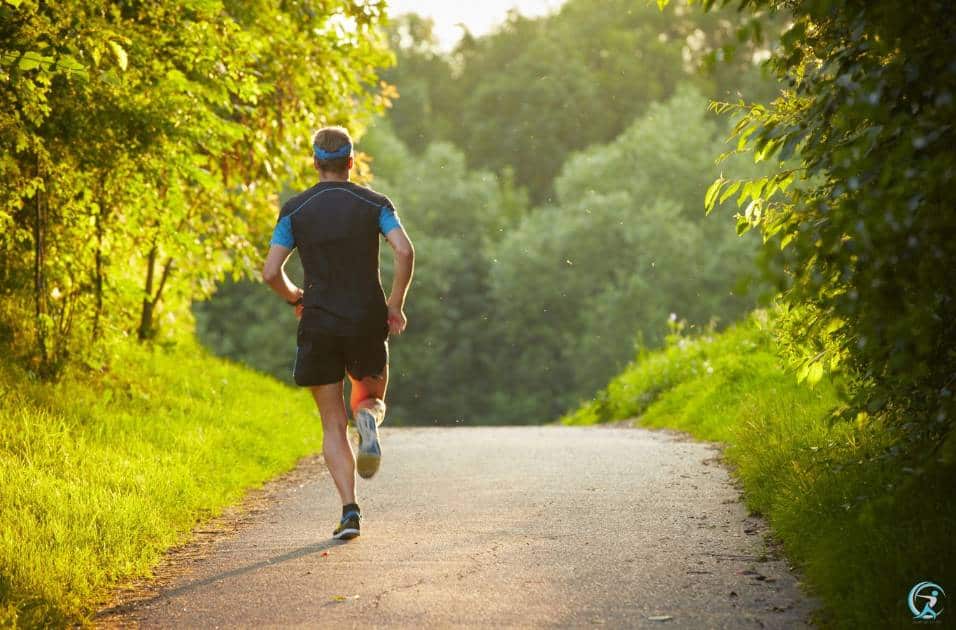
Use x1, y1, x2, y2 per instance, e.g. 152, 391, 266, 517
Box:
564, 314, 956, 628
0, 338, 321, 627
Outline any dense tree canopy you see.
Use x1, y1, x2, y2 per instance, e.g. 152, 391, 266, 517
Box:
488, 85, 765, 420
382, 0, 780, 202
0, 0, 392, 375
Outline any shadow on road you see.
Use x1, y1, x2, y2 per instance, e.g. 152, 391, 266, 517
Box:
97, 538, 347, 620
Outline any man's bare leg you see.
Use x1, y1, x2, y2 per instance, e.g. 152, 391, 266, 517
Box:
349, 366, 388, 478
350, 364, 388, 420
310, 381, 356, 505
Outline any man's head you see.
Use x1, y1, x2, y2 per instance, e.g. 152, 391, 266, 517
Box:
312, 126, 353, 178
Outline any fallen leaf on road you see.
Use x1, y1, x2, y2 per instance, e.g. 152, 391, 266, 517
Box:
331, 595, 360, 602
647, 615, 673, 622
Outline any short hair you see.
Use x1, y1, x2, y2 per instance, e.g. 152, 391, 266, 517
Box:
312, 126, 352, 173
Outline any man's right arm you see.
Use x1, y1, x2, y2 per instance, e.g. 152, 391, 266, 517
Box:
262, 244, 301, 305
384, 227, 414, 335
262, 209, 303, 316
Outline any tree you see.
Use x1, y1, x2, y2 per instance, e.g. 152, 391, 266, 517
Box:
0, 0, 393, 376
378, 14, 455, 150
697, 0, 956, 443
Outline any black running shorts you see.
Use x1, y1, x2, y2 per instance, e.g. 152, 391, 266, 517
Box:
293, 320, 389, 387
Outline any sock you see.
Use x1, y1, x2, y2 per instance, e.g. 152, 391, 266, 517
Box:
342, 502, 360, 517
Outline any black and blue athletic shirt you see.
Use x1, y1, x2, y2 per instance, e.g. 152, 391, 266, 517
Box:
270, 180, 403, 335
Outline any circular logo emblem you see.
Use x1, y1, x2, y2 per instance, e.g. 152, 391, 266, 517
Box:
909, 581, 946, 621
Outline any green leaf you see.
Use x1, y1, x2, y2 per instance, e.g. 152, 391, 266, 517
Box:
824, 318, 845, 335
755, 138, 781, 163
777, 172, 795, 193
718, 180, 741, 205
18, 52, 54, 71
736, 125, 758, 152
778, 133, 801, 162
806, 361, 824, 385
704, 176, 725, 213
796, 362, 809, 383
735, 215, 751, 236
108, 41, 128, 71
56, 54, 89, 80
738, 181, 752, 208
744, 198, 761, 222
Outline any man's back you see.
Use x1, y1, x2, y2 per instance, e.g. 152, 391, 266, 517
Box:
273, 180, 401, 335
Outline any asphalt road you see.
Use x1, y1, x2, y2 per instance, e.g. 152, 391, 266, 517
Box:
101, 426, 815, 628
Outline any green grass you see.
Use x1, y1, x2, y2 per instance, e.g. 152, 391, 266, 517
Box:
0, 337, 321, 627
564, 313, 956, 629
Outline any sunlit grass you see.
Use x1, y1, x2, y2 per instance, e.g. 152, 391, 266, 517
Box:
563, 314, 955, 628
0, 339, 321, 626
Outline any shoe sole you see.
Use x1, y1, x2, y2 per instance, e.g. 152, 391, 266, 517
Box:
333, 528, 360, 540
355, 409, 381, 479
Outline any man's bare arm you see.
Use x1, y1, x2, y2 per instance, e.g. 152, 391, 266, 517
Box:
385, 227, 414, 335
262, 245, 302, 304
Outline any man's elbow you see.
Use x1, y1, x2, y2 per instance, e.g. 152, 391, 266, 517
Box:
262, 264, 279, 284
395, 241, 415, 261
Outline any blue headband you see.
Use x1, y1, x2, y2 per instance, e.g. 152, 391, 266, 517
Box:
313, 142, 352, 160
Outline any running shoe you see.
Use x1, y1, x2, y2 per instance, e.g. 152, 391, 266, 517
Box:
355, 406, 382, 479
333, 509, 361, 540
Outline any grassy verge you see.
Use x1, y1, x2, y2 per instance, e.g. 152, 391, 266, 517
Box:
564, 313, 955, 628
0, 338, 321, 627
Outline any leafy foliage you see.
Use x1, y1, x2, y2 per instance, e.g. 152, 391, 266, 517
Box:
688, 0, 956, 443
0, 0, 393, 376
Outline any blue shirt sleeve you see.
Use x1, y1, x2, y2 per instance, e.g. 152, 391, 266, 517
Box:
379, 205, 402, 236
270, 215, 295, 249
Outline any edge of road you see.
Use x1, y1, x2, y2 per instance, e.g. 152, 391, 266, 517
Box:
94, 453, 329, 626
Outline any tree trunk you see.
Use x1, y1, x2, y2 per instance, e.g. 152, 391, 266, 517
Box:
92, 200, 104, 340
33, 157, 47, 364
138, 245, 174, 341
138, 245, 157, 340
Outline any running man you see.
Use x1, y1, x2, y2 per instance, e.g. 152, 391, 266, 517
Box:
262, 126, 415, 540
